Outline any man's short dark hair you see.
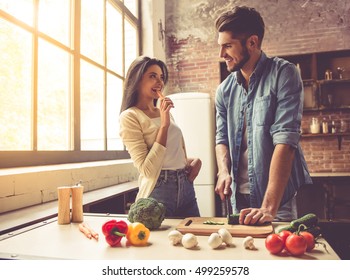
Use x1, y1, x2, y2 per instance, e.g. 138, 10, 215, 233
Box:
215, 6, 265, 45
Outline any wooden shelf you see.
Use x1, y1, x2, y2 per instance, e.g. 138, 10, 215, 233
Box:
301, 132, 350, 150
304, 107, 350, 112
282, 50, 350, 110
318, 78, 350, 85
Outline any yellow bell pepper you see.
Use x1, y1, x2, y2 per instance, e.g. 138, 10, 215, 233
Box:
126, 222, 150, 246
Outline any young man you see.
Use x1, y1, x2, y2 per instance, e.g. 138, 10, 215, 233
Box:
214, 6, 312, 225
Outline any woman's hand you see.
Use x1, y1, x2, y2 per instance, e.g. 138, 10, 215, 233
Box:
185, 158, 202, 182
159, 96, 174, 128
155, 94, 174, 147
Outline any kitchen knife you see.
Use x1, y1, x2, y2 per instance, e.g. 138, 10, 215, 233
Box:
225, 195, 232, 217
225, 196, 239, 224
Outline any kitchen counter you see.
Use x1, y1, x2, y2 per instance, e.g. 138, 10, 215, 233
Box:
308, 173, 350, 220
310, 172, 350, 177
0, 181, 138, 235
0, 213, 340, 260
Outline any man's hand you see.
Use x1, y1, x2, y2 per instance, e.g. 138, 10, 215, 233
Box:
215, 171, 232, 201
239, 207, 274, 225
215, 144, 232, 201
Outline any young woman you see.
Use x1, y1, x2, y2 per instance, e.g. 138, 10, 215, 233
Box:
119, 56, 201, 218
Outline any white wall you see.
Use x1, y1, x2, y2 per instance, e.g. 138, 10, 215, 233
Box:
141, 0, 166, 61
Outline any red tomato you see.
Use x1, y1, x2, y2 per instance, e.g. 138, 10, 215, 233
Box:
285, 234, 307, 256
265, 233, 284, 254
300, 231, 315, 251
279, 230, 292, 245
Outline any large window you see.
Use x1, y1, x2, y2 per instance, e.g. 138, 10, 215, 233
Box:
0, 0, 140, 167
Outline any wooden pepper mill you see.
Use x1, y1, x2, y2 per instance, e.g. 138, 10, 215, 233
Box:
57, 182, 84, 224
57, 186, 71, 225
71, 183, 84, 223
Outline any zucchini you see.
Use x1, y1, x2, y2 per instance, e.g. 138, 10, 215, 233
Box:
277, 225, 296, 233
227, 213, 240, 225
290, 213, 318, 229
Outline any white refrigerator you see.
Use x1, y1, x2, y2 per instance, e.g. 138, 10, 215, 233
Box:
168, 92, 216, 217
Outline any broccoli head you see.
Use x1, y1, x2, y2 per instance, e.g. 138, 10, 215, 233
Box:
127, 197, 166, 230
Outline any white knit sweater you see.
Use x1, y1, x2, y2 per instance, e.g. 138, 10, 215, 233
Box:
119, 107, 186, 200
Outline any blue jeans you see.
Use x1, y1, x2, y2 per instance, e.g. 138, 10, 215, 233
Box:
235, 192, 297, 222
149, 169, 200, 218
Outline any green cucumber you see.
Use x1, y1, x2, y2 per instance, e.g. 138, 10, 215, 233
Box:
290, 213, 318, 229
203, 220, 225, 225
227, 213, 240, 225
277, 225, 296, 233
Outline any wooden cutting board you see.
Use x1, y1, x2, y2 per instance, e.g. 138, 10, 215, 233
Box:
176, 217, 274, 238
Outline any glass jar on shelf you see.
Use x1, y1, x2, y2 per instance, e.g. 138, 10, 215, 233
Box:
340, 120, 348, 133
331, 120, 340, 134
322, 118, 329, 134
310, 117, 320, 134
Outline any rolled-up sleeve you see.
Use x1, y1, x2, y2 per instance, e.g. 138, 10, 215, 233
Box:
119, 111, 166, 178
271, 63, 303, 148
215, 87, 229, 146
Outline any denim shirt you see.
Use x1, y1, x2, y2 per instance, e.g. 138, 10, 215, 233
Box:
215, 51, 312, 212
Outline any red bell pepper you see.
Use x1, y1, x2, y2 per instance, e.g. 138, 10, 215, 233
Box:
101, 219, 129, 247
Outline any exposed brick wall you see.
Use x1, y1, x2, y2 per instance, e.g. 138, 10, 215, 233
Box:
166, 36, 220, 94
165, 0, 350, 173
301, 110, 350, 172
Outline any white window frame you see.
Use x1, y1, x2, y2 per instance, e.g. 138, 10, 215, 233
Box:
0, 0, 140, 168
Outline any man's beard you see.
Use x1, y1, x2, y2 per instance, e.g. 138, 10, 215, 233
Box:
227, 46, 250, 73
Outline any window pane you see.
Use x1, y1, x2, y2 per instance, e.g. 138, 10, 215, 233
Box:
0, 0, 33, 26
124, 0, 137, 17
106, 1, 122, 75
38, 0, 71, 46
37, 39, 71, 150
124, 18, 138, 72
81, 0, 104, 65
0, 19, 32, 150
107, 74, 123, 150
80, 60, 104, 150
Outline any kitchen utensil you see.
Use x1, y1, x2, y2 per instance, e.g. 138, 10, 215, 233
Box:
176, 217, 273, 237
224, 195, 232, 217
57, 186, 71, 225
71, 184, 84, 223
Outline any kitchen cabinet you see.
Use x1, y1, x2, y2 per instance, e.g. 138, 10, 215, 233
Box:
281, 49, 350, 111
296, 173, 350, 259
83, 187, 137, 214
297, 173, 350, 221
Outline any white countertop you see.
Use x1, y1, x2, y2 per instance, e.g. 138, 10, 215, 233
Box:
0, 181, 137, 234
0, 214, 340, 260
